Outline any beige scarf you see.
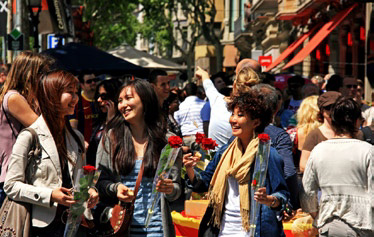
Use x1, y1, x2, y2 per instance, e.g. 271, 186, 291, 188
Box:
207, 137, 259, 231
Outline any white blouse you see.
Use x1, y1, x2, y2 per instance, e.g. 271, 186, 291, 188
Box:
301, 139, 374, 230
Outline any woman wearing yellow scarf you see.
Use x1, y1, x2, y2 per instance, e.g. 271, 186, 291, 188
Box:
184, 90, 289, 236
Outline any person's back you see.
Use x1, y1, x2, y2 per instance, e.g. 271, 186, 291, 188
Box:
303, 139, 373, 229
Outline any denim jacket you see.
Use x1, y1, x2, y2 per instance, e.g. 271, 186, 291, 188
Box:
187, 143, 289, 237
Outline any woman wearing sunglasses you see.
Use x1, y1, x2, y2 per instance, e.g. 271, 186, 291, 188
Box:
86, 78, 122, 166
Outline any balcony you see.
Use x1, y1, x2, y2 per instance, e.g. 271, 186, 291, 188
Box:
234, 16, 253, 52
252, 0, 278, 17
277, 0, 327, 22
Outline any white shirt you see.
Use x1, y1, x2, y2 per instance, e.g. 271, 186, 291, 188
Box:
203, 80, 232, 148
219, 176, 250, 237
174, 95, 205, 136
302, 139, 374, 230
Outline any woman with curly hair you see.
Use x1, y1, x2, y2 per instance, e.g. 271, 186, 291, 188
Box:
184, 90, 289, 236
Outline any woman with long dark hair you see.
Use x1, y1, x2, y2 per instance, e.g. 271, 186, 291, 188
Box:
86, 78, 121, 165
0, 52, 54, 206
96, 78, 181, 236
4, 70, 99, 236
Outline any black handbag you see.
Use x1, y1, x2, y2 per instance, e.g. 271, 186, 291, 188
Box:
0, 128, 41, 237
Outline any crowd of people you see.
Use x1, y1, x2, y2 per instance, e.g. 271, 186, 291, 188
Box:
0, 51, 373, 237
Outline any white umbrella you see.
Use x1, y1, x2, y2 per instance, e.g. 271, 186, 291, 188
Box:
108, 44, 186, 71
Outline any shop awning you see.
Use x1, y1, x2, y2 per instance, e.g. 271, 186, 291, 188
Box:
283, 3, 358, 70
265, 24, 322, 72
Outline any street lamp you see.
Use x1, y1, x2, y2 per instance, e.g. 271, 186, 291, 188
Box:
26, 0, 42, 50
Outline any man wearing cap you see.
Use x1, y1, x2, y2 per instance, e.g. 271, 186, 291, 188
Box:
299, 91, 342, 173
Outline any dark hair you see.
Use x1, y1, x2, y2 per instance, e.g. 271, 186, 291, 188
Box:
211, 72, 227, 84
184, 82, 198, 96
163, 92, 179, 113
94, 78, 122, 123
287, 75, 305, 86
105, 78, 166, 177
260, 72, 276, 85
326, 74, 343, 92
149, 69, 167, 84
227, 90, 272, 134
331, 98, 362, 137
38, 70, 83, 166
252, 84, 278, 114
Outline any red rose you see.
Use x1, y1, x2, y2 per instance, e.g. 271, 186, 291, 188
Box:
258, 133, 270, 143
201, 138, 218, 151
83, 165, 97, 173
195, 132, 205, 144
252, 179, 257, 186
168, 136, 183, 148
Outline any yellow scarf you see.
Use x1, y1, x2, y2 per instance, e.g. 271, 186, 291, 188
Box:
207, 137, 259, 231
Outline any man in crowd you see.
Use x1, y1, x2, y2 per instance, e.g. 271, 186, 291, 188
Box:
174, 82, 205, 146
70, 73, 100, 149
149, 69, 170, 106
281, 75, 305, 129
253, 83, 299, 210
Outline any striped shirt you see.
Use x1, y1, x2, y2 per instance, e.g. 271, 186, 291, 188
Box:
174, 95, 205, 136
121, 160, 163, 236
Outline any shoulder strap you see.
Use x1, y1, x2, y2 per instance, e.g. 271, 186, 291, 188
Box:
2, 101, 18, 138
132, 161, 145, 205
362, 126, 374, 144
23, 127, 41, 166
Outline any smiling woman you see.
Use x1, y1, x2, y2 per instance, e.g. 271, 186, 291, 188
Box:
4, 70, 98, 236
95, 78, 181, 237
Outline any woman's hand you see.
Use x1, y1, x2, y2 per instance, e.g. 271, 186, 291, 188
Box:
156, 178, 174, 195
254, 187, 279, 208
183, 153, 199, 168
51, 187, 76, 207
106, 100, 116, 121
117, 184, 135, 202
87, 188, 99, 209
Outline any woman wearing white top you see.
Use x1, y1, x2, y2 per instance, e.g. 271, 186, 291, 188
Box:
302, 97, 374, 236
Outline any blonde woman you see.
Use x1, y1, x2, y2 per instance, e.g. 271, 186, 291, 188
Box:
195, 66, 260, 148
287, 95, 321, 173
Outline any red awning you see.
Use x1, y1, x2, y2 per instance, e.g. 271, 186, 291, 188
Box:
283, 3, 358, 70
265, 23, 322, 72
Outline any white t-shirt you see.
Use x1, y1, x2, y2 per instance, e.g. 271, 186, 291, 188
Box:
203, 80, 232, 148
219, 176, 250, 237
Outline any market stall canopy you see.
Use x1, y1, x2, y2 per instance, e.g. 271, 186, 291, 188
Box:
43, 42, 145, 76
108, 44, 186, 71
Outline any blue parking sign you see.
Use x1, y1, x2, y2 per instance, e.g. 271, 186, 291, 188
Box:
47, 34, 65, 49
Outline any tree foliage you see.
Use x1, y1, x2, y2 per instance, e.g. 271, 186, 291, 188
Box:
72, 0, 140, 50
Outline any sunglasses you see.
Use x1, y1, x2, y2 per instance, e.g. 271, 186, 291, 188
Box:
97, 93, 108, 100
345, 84, 358, 89
85, 77, 99, 84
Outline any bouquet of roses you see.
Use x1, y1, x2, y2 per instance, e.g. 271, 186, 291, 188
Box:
63, 165, 101, 237
193, 132, 218, 161
144, 136, 183, 228
249, 134, 271, 237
